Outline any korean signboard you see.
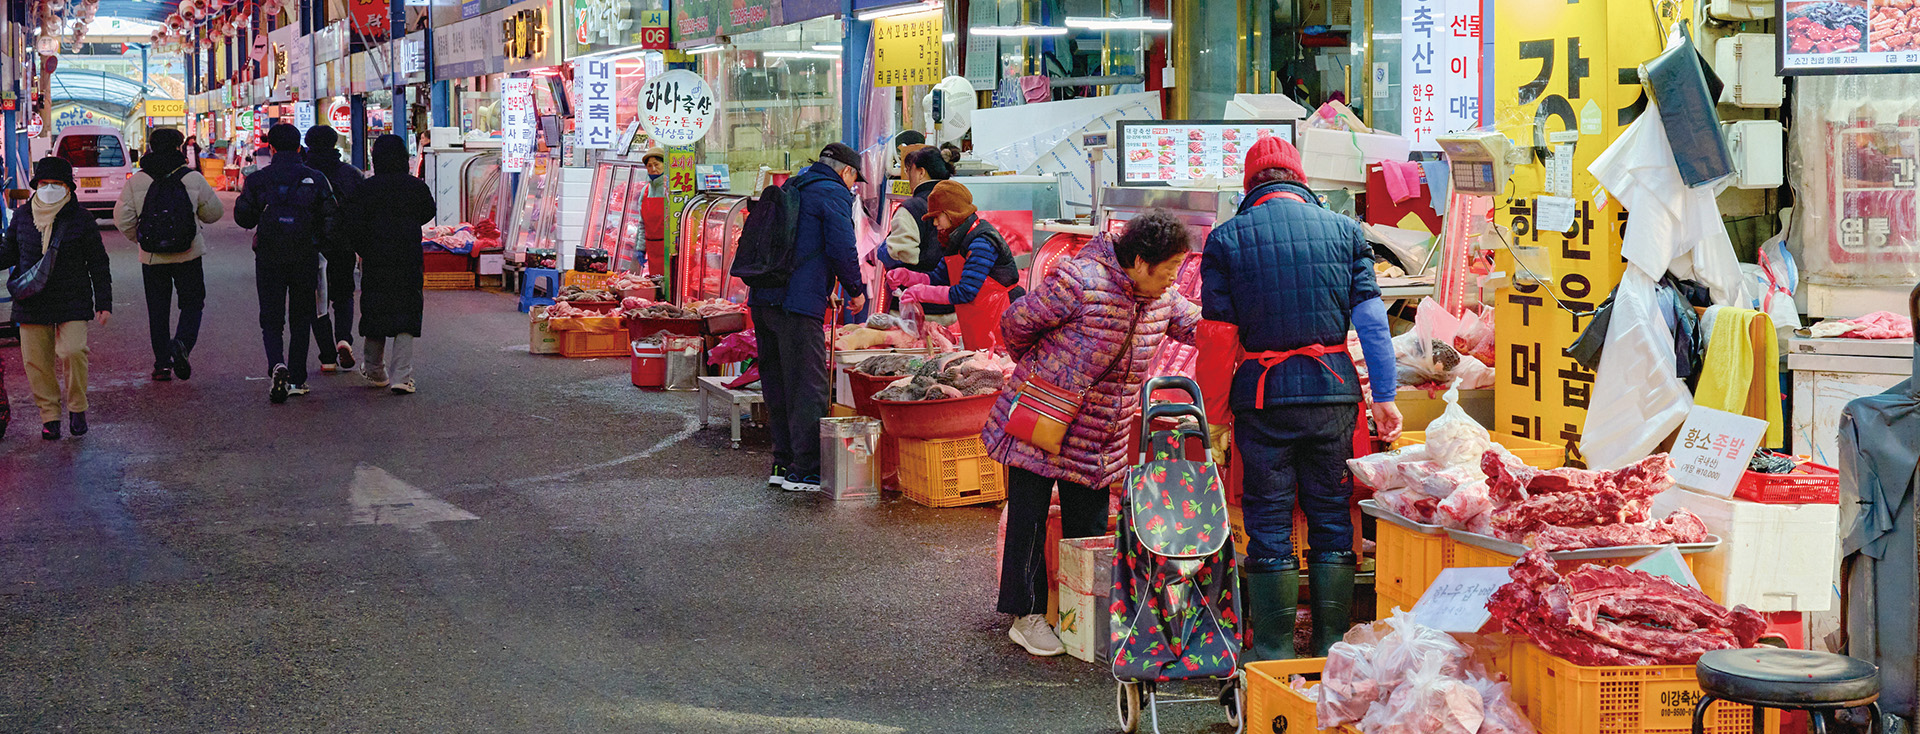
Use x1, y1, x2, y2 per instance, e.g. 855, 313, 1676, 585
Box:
638, 69, 716, 147
872, 9, 942, 87
350, 0, 393, 41
1400, 0, 1482, 151
288, 32, 313, 100
1669, 406, 1768, 497
576, 59, 618, 149
1780, 0, 1920, 75
639, 9, 668, 49
268, 27, 296, 101
672, 0, 776, 41
501, 0, 555, 73
294, 100, 316, 136
572, 0, 634, 49
434, 12, 505, 78
502, 78, 537, 172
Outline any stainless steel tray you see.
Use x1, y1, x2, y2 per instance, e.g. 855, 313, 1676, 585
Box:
1358, 499, 1448, 535
1444, 528, 1722, 560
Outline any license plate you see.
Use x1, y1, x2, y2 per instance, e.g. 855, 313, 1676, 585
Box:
80, 177, 101, 187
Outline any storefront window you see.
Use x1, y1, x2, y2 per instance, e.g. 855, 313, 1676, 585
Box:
695, 16, 842, 194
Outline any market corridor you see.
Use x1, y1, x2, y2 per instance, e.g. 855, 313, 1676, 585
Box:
0, 204, 1157, 733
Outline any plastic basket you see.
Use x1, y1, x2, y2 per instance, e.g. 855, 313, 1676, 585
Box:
1450, 539, 1703, 575
1391, 431, 1567, 469
1375, 521, 1455, 604
424, 272, 476, 290
847, 370, 903, 418
557, 330, 629, 358
563, 270, 612, 289
874, 393, 998, 439
1245, 658, 1359, 734
1375, 584, 1421, 619
1504, 642, 1777, 734
422, 251, 471, 273
1733, 463, 1838, 504
897, 435, 1007, 508
627, 317, 703, 340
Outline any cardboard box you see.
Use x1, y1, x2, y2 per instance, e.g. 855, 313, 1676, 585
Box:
1058, 535, 1117, 662
1652, 489, 1839, 611
1301, 127, 1411, 189
529, 307, 560, 355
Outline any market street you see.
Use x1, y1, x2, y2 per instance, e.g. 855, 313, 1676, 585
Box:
0, 203, 1202, 733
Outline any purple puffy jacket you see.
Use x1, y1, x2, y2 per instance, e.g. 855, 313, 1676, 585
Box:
982, 239, 1201, 490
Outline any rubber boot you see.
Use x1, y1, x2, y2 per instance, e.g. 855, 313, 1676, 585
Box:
1242, 563, 1299, 663
1307, 556, 1358, 657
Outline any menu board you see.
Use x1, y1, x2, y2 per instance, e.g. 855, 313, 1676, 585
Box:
1780, 0, 1920, 75
1117, 120, 1296, 187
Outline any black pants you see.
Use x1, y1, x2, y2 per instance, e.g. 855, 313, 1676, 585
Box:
1234, 403, 1358, 572
749, 304, 828, 478
141, 259, 206, 370
256, 258, 319, 385
310, 252, 357, 360
997, 466, 1109, 616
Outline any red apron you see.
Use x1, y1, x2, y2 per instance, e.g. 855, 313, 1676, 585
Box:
945, 252, 1012, 352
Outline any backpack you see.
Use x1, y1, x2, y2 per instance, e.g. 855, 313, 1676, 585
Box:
730, 180, 804, 290
254, 173, 329, 262
137, 168, 199, 254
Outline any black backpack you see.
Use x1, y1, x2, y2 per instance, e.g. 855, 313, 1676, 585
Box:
254, 173, 329, 262
730, 179, 805, 289
137, 168, 199, 254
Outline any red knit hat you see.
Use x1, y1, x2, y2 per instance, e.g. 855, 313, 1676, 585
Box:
1242, 135, 1304, 191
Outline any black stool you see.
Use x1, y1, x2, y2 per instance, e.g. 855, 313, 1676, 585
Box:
1693, 648, 1883, 734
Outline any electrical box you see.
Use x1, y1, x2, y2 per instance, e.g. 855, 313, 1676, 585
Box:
1723, 119, 1785, 190
1714, 34, 1786, 108
1708, 0, 1775, 20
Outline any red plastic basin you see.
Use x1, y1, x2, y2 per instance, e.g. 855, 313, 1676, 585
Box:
873, 393, 998, 440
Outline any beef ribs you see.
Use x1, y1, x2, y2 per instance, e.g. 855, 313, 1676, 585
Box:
1487, 549, 1766, 666
1527, 509, 1711, 551
1485, 455, 1677, 540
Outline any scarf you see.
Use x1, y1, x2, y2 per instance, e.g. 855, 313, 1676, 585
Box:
8, 193, 69, 300
32, 190, 65, 241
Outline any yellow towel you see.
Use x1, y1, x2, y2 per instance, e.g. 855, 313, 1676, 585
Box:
1695, 308, 1783, 446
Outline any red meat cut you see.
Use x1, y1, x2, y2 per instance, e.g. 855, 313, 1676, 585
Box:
1484, 455, 1676, 540
1487, 550, 1766, 666
1526, 509, 1710, 551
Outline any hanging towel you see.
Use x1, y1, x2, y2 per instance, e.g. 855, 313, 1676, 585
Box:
1379, 159, 1424, 203
1420, 160, 1451, 215
1695, 307, 1783, 447
1020, 76, 1051, 103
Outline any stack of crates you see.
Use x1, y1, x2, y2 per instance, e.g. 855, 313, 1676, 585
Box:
1495, 642, 1778, 734
896, 435, 1006, 508
1373, 519, 1454, 615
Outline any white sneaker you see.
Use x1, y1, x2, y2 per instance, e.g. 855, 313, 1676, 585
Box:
1009, 614, 1066, 657
390, 381, 416, 395
365, 372, 390, 388
781, 474, 822, 492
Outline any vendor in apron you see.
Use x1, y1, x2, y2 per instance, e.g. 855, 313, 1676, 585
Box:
890, 180, 1026, 351
1199, 135, 1403, 661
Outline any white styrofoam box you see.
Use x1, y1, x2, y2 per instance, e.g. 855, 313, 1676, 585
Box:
1724, 120, 1785, 190
1713, 34, 1785, 108
1708, 0, 1775, 21
477, 253, 505, 276
1652, 489, 1839, 611
1300, 128, 1411, 189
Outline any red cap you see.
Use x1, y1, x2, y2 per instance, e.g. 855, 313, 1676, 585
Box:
1242, 135, 1304, 191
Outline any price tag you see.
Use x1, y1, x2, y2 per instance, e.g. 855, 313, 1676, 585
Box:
1670, 406, 1768, 498
1409, 566, 1511, 632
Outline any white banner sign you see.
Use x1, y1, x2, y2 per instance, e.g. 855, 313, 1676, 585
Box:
638, 69, 716, 147
576, 58, 618, 149
1401, 0, 1481, 151
501, 78, 536, 173
293, 100, 316, 137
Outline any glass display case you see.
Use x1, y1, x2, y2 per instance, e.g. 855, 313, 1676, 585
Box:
675, 194, 751, 305
581, 160, 650, 271
504, 152, 561, 261
462, 151, 504, 226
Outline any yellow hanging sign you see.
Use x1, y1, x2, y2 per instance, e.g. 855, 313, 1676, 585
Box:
872, 9, 942, 88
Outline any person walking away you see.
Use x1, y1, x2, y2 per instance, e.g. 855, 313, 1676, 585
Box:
235, 123, 338, 404
877, 145, 954, 317
1, 157, 113, 439
1199, 135, 1402, 661
892, 180, 1027, 351
339, 135, 437, 394
746, 142, 868, 493
115, 126, 225, 382
303, 125, 365, 372
183, 136, 203, 171
982, 210, 1199, 656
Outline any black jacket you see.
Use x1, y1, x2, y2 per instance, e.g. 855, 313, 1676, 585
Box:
0, 198, 112, 324
305, 148, 363, 255
340, 171, 437, 337
234, 151, 338, 266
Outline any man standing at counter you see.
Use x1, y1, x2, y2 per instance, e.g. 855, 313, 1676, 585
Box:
1199, 135, 1402, 661
748, 142, 868, 493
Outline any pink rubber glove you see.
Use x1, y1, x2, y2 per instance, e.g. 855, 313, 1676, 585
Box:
887, 268, 931, 288
900, 284, 952, 305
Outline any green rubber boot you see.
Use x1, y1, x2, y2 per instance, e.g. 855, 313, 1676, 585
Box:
1243, 565, 1299, 663
1308, 557, 1358, 657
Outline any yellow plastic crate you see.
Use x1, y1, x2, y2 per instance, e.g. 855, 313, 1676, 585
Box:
1450, 539, 1702, 575
896, 435, 1006, 508
1245, 658, 1358, 734
424, 271, 476, 290
1501, 642, 1777, 734
1374, 579, 1422, 619
1392, 431, 1568, 469
555, 330, 629, 358
1374, 521, 1454, 605
563, 270, 613, 289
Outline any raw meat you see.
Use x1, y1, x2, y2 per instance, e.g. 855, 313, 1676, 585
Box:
1487, 455, 1675, 540
1488, 549, 1766, 666
1316, 611, 1535, 734
1436, 479, 1493, 527
1375, 489, 1439, 525
1318, 641, 1381, 727
1527, 509, 1710, 551
1481, 450, 1539, 506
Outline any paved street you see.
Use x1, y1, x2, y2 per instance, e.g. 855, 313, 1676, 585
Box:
0, 198, 1235, 733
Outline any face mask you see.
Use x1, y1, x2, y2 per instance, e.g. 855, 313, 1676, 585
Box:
36, 184, 65, 204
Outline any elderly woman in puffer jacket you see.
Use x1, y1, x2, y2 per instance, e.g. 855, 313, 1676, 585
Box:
983, 209, 1200, 657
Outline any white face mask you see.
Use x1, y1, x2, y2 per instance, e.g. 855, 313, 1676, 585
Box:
35, 184, 65, 204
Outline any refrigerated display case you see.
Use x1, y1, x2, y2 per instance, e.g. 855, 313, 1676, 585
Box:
581, 160, 649, 272
504, 153, 562, 261
675, 193, 751, 305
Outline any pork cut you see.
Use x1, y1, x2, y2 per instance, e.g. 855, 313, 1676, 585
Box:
1526, 509, 1710, 551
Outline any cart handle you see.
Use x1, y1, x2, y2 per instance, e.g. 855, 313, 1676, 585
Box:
1140, 403, 1211, 459
1910, 281, 1918, 345
1139, 375, 1205, 409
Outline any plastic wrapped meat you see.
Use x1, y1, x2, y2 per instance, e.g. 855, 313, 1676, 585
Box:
1375, 489, 1439, 525
1424, 384, 1494, 467
1317, 641, 1380, 727
1348, 445, 1431, 492
1436, 478, 1493, 528
1361, 656, 1484, 734
1464, 677, 1536, 734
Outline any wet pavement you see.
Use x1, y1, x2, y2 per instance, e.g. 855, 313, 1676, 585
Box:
0, 198, 1240, 733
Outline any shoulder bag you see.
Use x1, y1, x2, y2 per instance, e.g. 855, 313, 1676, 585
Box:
1003, 327, 1134, 455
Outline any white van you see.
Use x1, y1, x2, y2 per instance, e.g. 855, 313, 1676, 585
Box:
50, 125, 136, 219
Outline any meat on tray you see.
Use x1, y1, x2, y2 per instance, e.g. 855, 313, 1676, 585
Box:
1483, 453, 1675, 541
1786, 1, 1868, 54
1487, 549, 1767, 666
1528, 509, 1709, 551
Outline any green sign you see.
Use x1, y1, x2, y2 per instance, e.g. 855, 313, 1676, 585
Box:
671, 0, 777, 41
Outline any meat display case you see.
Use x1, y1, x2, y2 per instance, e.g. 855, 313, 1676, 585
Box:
504, 152, 562, 262
581, 160, 650, 273
674, 193, 751, 305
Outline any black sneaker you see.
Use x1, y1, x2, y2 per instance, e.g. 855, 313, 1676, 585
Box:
768, 464, 788, 486
270, 365, 291, 404
152, 367, 173, 382
782, 474, 822, 492
336, 341, 356, 370
170, 339, 193, 380
41, 421, 59, 440
68, 411, 87, 437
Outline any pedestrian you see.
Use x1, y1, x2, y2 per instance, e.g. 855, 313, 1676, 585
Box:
642, 148, 667, 198
183, 135, 203, 170
891, 179, 1027, 351
234, 123, 338, 404
1199, 135, 1402, 661
747, 142, 868, 493
337, 134, 436, 395
0, 157, 113, 440
981, 210, 1199, 656
877, 145, 952, 316
302, 125, 365, 373
114, 126, 225, 382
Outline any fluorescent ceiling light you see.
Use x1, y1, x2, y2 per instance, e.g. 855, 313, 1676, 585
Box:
856, 2, 940, 21
685, 43, 725, 55
811, 43, 843, 52
972, 25, 1069, 37
1063, 16, 1172, 32
765, 51, 840, 60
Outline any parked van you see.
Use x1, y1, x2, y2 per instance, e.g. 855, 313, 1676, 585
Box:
50, 125, 136, 218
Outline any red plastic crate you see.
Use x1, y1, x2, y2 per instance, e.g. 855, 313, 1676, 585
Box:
1733, 463, 1838, 504
423, 251, 471, 273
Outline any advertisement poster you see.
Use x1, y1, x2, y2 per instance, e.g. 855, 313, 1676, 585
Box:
501, 78, 536, 173
872, 9, 942, 87
672, 0, 777, 41
576, 58, 618, 149
1116, 121, 1295, 186
1401, 0, 1483, 151
1780, 0, 1920, 74
1828, 119, 1920, 262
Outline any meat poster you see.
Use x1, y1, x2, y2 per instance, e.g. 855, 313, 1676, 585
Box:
1781, 0, 1920, 74
1118, 122, 1295, 186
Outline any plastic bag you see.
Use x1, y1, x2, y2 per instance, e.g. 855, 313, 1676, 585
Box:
1361, 655, 1485, 734
1374, 488, 1439, 525
1465, 675, 1539, 734
1370, 609, 1472, 690
1318, 641, 1382, 727
1347, 444, 1429, 492
708, 330, 758, 365
1436, 478, 1494, 529
1424, 382, 1493, 466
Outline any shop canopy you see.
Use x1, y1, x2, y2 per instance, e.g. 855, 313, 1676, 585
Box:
50, 68, 157, 120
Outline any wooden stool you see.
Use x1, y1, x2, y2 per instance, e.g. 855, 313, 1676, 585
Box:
1693, 648, 1883, 734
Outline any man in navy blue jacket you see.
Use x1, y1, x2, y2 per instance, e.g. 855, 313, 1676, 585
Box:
1200, 135, 1401, 661
235, 124, 338, 404
749, 142, 868, 492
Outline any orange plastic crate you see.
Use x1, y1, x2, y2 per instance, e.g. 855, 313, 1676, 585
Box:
1391, 431, 1567, 469
1374, 521, 1455, 606
1450, 540, 1701, 575
1501, 642, 1777, 734
423, 271, 476, 290
563, 270, 613, 289
1374, 583, 1421, 619
556, 330, 629, 358
896, 435, 1006, 508
1245, 658, 1358, 734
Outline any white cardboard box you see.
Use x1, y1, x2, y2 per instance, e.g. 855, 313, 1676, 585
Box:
1058, 536, 1117, 663
1652, 488, 1838, 611
1300, 127, 1411, 189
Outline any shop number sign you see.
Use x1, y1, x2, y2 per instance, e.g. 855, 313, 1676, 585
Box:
576, 59, 618, 149
872, 9, 942, 87
638, 69, 716, 147
639, 9, 667, 50
1669, 406, 1768, 498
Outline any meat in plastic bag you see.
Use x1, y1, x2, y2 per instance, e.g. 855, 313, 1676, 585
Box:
1360, 656, 1484, 734
1347, 444, 1429, 492
1370, 609, 1472, 689
1374, 489, 1439, 525
1423, 381, 1493, 467
1317, 641, 1381, 727
1436, 478, 1494, 529
1465, 675, 1539, 734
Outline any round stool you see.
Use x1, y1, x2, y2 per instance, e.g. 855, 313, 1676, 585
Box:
1693, 648, 1883, 734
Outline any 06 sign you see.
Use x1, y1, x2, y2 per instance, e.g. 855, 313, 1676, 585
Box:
640, 9, 667, 50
